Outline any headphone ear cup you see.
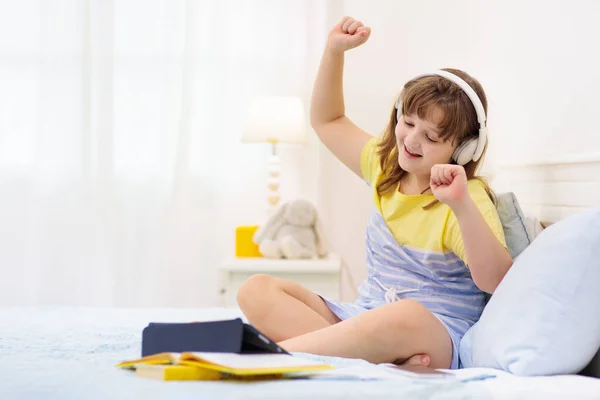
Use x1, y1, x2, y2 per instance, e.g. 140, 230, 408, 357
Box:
452, 138, 478, 166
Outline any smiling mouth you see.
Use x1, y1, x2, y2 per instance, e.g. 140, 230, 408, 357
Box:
404, 145, 422, 158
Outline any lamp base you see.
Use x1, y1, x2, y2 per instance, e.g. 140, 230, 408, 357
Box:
267, 150, 281, 214
267, 154, 281, 210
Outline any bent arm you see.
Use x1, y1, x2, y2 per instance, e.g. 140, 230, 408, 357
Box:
451, 199, 513, 294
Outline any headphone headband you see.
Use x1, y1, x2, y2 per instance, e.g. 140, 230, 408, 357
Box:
397, 70, 488, 163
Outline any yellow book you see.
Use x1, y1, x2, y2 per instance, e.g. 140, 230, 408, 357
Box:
135, 364, 293, 381
117, 352, 334, 380
135, 365, 224, 381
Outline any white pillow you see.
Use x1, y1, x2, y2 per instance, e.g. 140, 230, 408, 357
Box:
459, 205, 600, 376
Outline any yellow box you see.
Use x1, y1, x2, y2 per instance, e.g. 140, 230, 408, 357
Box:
235, 226, 263, 258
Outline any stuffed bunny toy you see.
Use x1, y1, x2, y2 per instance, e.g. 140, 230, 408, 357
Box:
253, 199, 328, 259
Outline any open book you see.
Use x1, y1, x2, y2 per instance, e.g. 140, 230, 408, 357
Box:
117, 352, 334, 381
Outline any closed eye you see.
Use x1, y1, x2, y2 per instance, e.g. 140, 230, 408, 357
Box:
404, 120, 414, 127
426, 135, 438, 143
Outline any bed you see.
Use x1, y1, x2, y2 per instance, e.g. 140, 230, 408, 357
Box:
1, 306, 599, 400
2, 156, 599, 399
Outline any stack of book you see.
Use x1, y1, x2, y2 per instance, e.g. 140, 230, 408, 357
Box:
117, 351, 333, 381
116, 318, 333, 381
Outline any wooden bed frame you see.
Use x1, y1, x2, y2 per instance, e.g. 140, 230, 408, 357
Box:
492, 153, 600, 378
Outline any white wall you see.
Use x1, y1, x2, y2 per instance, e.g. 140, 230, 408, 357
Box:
0, 1, 330, 308
319, 0, 600, 300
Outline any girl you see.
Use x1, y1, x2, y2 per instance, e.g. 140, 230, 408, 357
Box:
237, 16, 512, 370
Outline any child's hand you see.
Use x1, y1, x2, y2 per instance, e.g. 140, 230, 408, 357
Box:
430, 164, 469, 210
328, 16, 371, 54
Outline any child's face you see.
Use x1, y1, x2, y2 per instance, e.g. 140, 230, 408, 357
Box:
395, 107, 455, 179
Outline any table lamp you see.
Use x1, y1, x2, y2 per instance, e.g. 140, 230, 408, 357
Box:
242, 95, 307, 211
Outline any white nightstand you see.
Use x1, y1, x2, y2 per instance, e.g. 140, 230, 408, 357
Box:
219, 253, 342, 307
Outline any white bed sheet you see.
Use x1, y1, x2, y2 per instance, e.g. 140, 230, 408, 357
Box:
1, 306, 598, 400
452, 368, 600, 399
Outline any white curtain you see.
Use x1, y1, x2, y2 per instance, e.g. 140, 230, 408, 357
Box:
0, 0, 323, 307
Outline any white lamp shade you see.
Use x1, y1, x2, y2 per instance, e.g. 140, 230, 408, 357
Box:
242, 96, 307, 144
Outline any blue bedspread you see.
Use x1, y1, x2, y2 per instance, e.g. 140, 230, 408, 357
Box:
0, 306, 494, 399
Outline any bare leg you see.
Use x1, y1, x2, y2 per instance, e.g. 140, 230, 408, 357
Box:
278, 299, 453, 369
236, 274, 341, 342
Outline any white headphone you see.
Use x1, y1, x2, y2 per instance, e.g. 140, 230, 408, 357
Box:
396, 70, 488, 166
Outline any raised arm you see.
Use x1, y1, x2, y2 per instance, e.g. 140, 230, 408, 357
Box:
311, 16, 373, 178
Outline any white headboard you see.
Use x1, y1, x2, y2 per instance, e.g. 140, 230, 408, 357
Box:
492, 154, 600, 225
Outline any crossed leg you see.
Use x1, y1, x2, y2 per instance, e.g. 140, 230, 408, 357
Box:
237, 275, 449, 367
278, 298, 453, 369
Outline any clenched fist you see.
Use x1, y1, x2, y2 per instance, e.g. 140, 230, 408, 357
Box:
328, 16, 371, 54
430, 164, 469, 209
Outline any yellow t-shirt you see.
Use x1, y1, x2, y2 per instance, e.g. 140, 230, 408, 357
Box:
360, 136, 506, 266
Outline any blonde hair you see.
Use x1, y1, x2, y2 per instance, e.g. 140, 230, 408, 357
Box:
375, 68, 495, 209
